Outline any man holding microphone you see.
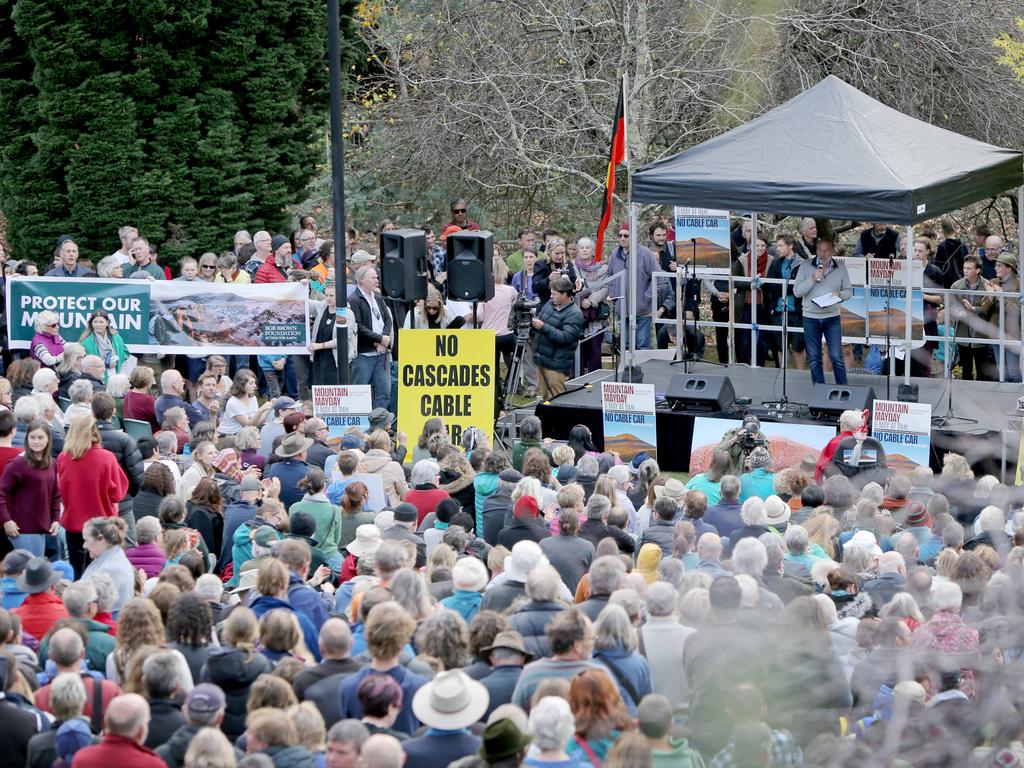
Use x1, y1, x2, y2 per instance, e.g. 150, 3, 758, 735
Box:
794, 239, 853, 385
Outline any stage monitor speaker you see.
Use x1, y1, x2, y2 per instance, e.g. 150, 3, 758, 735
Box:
447, 230, 495, 302
809, 384, 875, 420
665, 374, 735, 413
380, 229, 428, 301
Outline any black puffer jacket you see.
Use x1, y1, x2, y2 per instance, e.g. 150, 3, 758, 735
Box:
201, 645, 272, 739
533, 299, 584, 374
96, 420, 144, 498
507, 600, 566, 658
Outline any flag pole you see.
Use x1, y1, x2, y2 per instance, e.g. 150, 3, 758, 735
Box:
623, 71, 637, 381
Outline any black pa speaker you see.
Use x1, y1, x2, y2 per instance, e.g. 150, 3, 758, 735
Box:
447, 230, 495, 302
809, 384, 875, 420
665, 374, 735, 413
380, 229, 428, 301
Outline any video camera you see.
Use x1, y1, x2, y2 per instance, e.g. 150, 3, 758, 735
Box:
510, 295, 540, 340
738, 416, 767, 452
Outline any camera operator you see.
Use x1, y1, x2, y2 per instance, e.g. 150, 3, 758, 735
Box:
531, 274, 584, 400
716, 414, 770, 475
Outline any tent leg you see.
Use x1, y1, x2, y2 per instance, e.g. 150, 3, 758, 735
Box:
905, 225, 914, 385
1019, 188, 1024, 350
750, 212, 758, 368
628, 202, 639, 381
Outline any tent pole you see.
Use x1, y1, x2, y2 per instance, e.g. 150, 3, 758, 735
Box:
629, 203, 639, 381
905, 225, 914, 385
622, 70, 636, 381
750, 212, 758, 368
1019, 187, 1024, 348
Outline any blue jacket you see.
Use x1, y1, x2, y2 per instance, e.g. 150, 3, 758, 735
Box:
440, 589, 483, 623
288, 573, 329, 631
704, 499, 744, 540
594, 646, 652, 714
340, 665, 427, 735
267, 459, 313, 509
1, 577, 26, 610
221, 500, 258, 570
249, 594, 322, 663
402, 731, 481, 768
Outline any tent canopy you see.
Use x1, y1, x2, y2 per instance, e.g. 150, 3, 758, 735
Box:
631, 76, 1023, 224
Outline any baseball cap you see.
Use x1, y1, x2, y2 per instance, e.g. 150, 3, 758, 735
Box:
186, 683, 226, 713
272, 397, 300, 413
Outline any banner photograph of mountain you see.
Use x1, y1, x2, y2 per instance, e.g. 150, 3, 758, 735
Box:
675, 237, 731, 269
603, 431, 657, 461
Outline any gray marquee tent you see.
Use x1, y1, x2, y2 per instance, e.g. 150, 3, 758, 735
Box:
621, 75, 1024, 380
631, 75, 1023, 223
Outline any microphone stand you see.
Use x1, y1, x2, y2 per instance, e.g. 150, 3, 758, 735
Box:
672, 238, 725, 370
762, 262, 798, 414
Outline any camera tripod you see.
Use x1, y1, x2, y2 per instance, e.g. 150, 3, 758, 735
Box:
493, 324, 533, 460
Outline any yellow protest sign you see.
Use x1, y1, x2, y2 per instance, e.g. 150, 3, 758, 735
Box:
398, 329, 496, 458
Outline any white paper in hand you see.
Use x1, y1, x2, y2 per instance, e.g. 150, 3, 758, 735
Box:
812, 293, 842, 308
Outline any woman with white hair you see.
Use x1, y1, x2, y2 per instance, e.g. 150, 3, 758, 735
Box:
574, 236, 609, 375
527, 696, 581, 765
29, 311, 65, 370
641, 581, 694, 712
726, 497, 770, 554
783, 524, 824, 573
811, 408, 866, 482
592, 603, 652, 713
910, 580, 979, 696
30, 368, 64, 430
507, 563, 566, 657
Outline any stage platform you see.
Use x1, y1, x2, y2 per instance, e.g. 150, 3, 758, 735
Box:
535, 351, 1022, 478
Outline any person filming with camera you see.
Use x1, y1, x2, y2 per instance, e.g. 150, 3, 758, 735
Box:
531, 274, 584, 400
716, 414, 770, 475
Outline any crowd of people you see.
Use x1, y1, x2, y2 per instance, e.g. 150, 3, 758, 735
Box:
0, 206, 1018, 767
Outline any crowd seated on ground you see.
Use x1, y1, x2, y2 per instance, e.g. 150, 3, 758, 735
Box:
0, 377, 1015, 768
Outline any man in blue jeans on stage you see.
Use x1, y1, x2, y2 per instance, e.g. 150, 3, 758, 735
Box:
794, 239, 853, 385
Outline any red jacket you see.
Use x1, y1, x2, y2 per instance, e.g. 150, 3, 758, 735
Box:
13, 591, 68, 641
72, 733, 165, 768
403, 487, 451, 527
57, 445, 129, 532
254, 260, 287, 283
815, 431, 852, 483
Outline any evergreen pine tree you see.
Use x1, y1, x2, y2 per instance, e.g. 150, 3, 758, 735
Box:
0, 0, 350, 266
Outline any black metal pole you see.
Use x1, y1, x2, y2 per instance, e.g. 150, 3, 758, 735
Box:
328, 0, 349, 384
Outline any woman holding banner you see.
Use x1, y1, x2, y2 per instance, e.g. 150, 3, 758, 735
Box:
29, 311, 65, 370
80, 310, 130, 381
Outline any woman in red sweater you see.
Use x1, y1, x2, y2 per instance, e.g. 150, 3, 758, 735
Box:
0, 419, 60, 556
57, 414, 129, 577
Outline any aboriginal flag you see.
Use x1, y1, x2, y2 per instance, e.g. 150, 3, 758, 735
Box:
595, 84, 626, 260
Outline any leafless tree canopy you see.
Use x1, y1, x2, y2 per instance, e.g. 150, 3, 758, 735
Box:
349, 0, 1024, 229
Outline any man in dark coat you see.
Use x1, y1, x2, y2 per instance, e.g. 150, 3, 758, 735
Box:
579, 494, 635, 555
380, 503, 426, 568
479, 632, 531, 719
531, 275, 583, 400
92, 392, 144, 546
293, 619, 362, 727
